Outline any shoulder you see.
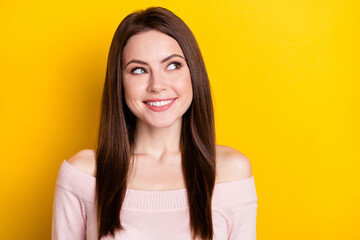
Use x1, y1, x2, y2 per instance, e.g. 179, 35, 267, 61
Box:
54, 149, 96, 203
215, 144, 253, 183
66, 149, 96, 177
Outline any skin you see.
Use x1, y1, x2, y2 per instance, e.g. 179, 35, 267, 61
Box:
67, 30, 253, 190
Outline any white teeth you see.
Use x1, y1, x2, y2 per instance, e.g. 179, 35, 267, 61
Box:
147, 99, 175, 107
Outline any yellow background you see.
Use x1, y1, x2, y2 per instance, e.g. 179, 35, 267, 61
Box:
1, 0, 359, 239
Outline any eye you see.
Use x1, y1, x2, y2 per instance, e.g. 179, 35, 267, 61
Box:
131, 67, 147, 75
167, 62, 181, 70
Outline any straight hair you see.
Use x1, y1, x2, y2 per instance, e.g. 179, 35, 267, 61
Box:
96, 7, 216, 240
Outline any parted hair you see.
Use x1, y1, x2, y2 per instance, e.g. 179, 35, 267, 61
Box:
96, 6, 216, 240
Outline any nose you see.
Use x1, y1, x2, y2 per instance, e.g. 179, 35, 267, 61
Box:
147, 71, 166, 93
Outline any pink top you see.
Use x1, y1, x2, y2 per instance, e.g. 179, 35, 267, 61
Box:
52, 160, 258, 240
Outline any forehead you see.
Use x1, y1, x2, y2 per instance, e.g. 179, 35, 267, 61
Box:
122, 30, 184, 62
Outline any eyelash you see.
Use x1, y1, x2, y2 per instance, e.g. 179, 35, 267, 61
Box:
130, 67, 146, 74
130, 61, 182, 74
168, 61, 182, 70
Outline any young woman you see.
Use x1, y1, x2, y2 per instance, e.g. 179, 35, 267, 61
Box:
52, 7, 258, 240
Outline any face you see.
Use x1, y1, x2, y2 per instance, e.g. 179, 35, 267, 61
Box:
122, 30, 193, 129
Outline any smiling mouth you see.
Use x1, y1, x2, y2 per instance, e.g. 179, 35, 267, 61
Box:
144, 98, 177, 107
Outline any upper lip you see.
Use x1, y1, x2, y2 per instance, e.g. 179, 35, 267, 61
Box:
143, 97, 177, 102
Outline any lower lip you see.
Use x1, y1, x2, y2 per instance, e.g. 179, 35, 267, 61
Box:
144, 98, 177, 112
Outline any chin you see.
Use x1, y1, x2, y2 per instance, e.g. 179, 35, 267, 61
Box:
145, 116, 182, 129
148, 121, 177, 129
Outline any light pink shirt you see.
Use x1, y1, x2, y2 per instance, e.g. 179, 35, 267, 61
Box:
52, 160, 258, 240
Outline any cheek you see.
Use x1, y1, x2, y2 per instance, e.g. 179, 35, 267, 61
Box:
123, 80, 141, 100
122, 82, 140, 110
178, 76, 193, 100
188, 79, 193, 97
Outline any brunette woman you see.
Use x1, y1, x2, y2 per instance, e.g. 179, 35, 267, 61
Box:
52, 6, 258, 240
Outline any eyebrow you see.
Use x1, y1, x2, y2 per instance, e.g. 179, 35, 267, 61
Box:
124, 54, 185, 68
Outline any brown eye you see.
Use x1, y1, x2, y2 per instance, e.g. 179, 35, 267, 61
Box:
131, 67, 147, 74
167, 62, 181, 70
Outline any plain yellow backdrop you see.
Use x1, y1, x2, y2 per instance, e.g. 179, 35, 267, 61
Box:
1, 0, 359, 239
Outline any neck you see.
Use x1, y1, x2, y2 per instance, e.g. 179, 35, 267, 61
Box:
134, 118, 182, 159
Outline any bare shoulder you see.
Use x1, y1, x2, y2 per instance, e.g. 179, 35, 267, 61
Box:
66, 149, 96, 177
215, 144, 253, 183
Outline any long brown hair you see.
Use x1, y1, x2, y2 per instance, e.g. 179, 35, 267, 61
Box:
96, 7, 216, 240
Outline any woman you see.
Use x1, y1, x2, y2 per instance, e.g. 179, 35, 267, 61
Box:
52, 6, 257, 240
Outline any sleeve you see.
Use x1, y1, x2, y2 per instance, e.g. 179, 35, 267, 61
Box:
214, 177, 258, 240
51, 161, 90, 240
52, 184, 87, 240
227, 197, 258, 240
